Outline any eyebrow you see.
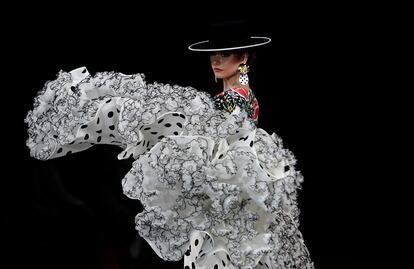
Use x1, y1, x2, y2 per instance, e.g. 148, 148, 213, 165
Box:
210, 52, 232, 56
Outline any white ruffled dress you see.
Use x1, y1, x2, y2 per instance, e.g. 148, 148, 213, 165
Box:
25, 67, 314, 269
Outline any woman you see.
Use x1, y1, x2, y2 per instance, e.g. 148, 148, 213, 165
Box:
190, 20, 265, 127
25, 21, 314, 268
210, 49, 260, 126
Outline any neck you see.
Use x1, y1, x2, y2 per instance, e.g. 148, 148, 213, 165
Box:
223, 72, 248, 91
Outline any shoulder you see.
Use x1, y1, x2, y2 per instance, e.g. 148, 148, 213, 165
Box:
229, 88, 255, 99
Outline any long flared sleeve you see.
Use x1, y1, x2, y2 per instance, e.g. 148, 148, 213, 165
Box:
24, 67, 193, 161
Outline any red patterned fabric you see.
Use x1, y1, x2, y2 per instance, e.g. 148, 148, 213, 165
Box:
214, 88, 259, 125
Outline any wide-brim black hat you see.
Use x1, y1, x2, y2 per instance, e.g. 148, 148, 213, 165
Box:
188, 20, 271, 52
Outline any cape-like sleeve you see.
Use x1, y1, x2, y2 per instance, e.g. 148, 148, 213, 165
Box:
24, 66, 217, 161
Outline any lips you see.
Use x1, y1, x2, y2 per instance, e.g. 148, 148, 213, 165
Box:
213, 68, 223, 72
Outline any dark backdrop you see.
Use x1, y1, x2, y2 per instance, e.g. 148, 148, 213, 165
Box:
3, 3, 403, 269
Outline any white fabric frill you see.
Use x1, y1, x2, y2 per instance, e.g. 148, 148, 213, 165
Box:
25, 67, 314, 269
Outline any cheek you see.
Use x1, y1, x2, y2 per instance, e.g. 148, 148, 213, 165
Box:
224, 62, 238, 74
221, 59, 232, 68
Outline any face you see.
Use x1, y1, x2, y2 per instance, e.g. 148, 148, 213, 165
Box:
210, 51, 246, 79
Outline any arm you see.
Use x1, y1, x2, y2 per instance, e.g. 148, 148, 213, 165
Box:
25, 67, 187, 161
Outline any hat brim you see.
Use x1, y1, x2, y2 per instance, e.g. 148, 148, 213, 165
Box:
188, 36, 271, 52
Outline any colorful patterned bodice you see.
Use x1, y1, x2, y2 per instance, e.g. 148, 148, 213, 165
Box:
213, 88, 259, 126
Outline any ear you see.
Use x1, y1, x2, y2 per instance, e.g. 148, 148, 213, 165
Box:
242, 52, 249, 64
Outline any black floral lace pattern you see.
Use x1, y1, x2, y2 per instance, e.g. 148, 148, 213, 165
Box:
25, 67, 314, 268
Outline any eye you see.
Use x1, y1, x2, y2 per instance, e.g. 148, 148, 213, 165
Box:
210, 52, 232, 58
219, 52, 231, 57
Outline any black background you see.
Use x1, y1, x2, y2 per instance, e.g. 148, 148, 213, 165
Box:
3, 2, 406, 269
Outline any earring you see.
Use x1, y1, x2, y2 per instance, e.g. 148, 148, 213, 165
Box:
238, 63, 250, 85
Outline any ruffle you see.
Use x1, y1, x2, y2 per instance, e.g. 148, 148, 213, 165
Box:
25, 67, 100, 160
25, 67, 255, 161
122, 130, 313, 268
25, 67, 313, 268
24, 66, 149, 160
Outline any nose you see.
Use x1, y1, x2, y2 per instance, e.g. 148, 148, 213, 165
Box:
210, 54, 221, 65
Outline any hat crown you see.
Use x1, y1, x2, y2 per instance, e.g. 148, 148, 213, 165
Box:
209, 20, 251, 43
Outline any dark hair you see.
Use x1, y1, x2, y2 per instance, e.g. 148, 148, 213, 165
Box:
231, 49, 257, 67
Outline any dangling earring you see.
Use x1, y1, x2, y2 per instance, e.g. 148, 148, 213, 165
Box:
238, 63, 250, 85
